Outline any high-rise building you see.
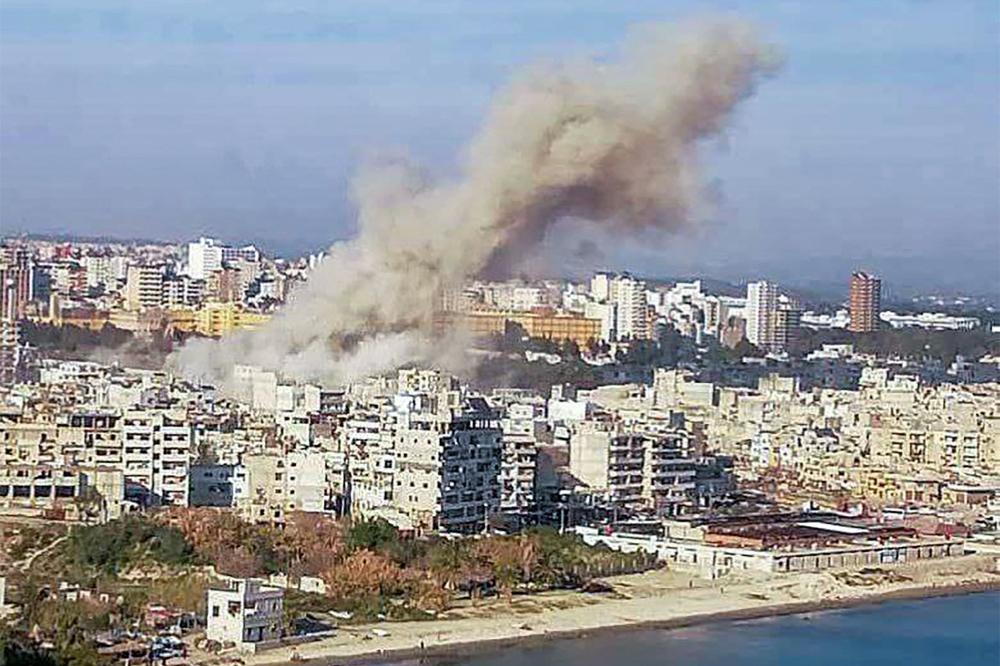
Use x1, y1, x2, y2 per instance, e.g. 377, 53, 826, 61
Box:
609, 273, 650, 341
124, 265, 165, 311
81, 255, 122, 292
0, 318, 18, 387
221, 243, 260, 265
188, 237, 260, 280
849, 272, 882, 333
0, 247, 34, 319
774, 298, 803, 351
186, 238, 223, 280
119, 409, 192, 506
0, 251, 27, 387
746, 280, 779, 350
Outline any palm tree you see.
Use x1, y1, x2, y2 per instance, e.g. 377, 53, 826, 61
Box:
429, 540, 468, 592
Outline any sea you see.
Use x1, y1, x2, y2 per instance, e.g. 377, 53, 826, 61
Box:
411, 592, 1000, 666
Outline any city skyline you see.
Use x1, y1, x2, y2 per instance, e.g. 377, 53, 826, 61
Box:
1, 6, 998, 664
1, 1, 998, 295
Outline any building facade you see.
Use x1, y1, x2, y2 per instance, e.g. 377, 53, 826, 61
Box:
746, 280, 779, 350
848, 272, 881, 333
206, 578, 283, 649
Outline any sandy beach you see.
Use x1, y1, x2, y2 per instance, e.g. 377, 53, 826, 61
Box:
235, 555, 1000, 665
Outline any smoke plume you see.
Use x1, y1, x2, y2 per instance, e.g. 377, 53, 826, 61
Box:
169, 17, 779, 387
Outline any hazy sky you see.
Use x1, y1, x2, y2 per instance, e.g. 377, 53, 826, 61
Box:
1, 1, 998, 295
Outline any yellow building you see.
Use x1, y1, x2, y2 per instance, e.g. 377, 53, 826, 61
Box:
519, 311, 601, 346
108, 308, 164, 335
167, 303, 271, 338
165, 309, 197, 334
437, 309, 601, 346
42, 307, 110, 331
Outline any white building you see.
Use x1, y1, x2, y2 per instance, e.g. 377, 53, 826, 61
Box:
162, 275, 205, 309
801, 309, 851, 330
746, 280, 779, 349
286, 449, 346, 514
511, 286, 544, 311
206, 578, 283, 649
584, 301, 616, 343
590, 273, 611, 302
187, 237, 260, 280
236, 450, 346, 524
610, 273, 649, 341
187, 238, 223, 280
120, 409, 192, 506
880, 311, 980, 331
82, 256, 115, 290
233, 365, 279, 412
548, 384, 589, 422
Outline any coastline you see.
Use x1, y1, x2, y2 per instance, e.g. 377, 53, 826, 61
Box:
333, 582, 1000, 666
247, 557, 1000, 666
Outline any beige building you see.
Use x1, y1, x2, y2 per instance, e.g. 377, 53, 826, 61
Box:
124, 264, 165, 311
499, 402, 545, 513
569, 412, 705, 515
0, 463, 124, 520
0, 408, 191, 514
236, 449, 346, 525
392, 395, 502, 533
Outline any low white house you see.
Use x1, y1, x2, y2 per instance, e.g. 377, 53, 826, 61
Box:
206, 578, 284, 649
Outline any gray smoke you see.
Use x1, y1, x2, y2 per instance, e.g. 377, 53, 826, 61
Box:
169, 17, 779, 387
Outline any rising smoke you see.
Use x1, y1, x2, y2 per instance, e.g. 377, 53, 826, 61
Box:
169, 17, 779, 387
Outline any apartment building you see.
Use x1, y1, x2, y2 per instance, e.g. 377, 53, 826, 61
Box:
343, 398, 396, 517
569, 412, 728, 516
162, 275, 205, 309
0, 408, 191, 512
746, 280, 779, 350
499, 402, 546, 514
124, 265, 165, 311
236, 449, 346, 524
848, 272, 881, 333
120, 409, 192, 506
393, 395, 503, 533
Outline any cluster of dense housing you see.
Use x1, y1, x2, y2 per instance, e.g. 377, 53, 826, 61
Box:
2, 357, 997, 533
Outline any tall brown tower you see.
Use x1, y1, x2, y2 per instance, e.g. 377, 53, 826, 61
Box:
848, 272, 881, 333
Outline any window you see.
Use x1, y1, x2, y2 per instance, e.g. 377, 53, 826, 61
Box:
212, 605, 220, 617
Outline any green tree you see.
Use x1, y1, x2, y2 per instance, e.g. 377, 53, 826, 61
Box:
346, 518, 399, 553
428, 540, 471, 590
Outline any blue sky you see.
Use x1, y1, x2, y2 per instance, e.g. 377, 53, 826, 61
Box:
1, 0, 998, 295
